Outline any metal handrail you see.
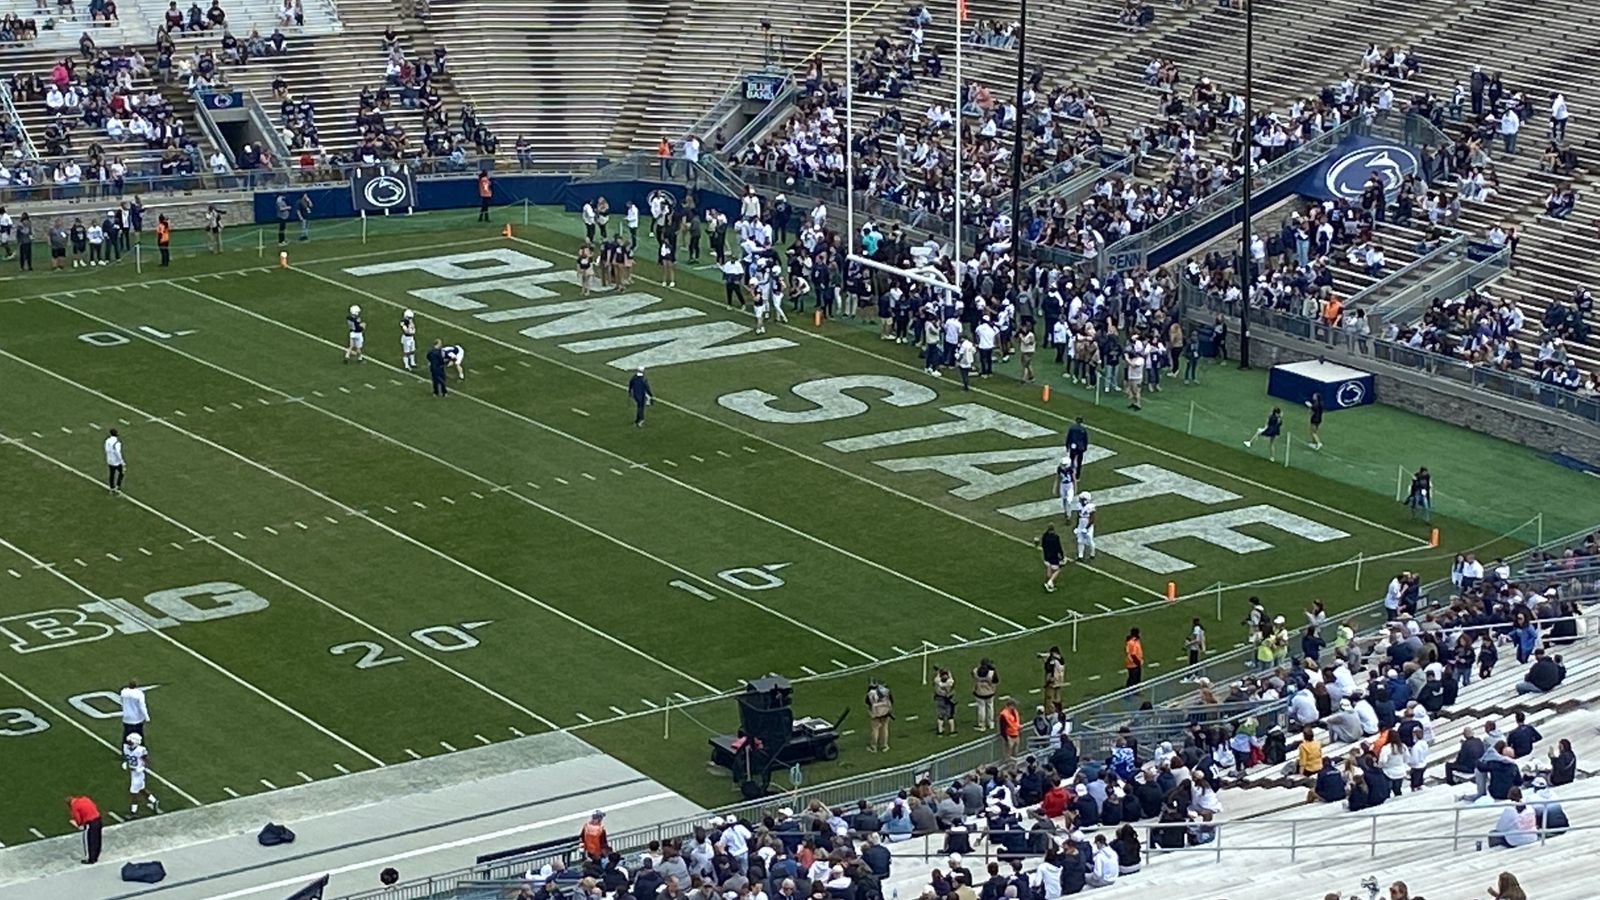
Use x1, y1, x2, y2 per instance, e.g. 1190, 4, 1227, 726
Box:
722, 78, 800, 158
1346, 234, 1467, 309
0, 83, 39, 161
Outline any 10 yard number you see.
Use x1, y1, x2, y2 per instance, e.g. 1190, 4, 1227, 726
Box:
329, 620, 491, 669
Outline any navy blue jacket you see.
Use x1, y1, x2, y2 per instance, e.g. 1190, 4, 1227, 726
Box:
628, 373, 652, 404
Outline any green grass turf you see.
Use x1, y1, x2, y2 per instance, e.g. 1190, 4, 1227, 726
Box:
0, 204, 1592, 840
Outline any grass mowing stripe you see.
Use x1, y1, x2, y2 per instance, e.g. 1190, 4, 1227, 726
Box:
0, 533, 386, 767
0, 668, 203, 807
0, 426, 562, 734
506, 231, 1431, 549
0, 345, 722, 696
276, 269, 1042, 625
135, 286, 876, 661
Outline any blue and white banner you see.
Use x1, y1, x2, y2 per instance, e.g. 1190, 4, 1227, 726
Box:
1294, 134, 1419, 203
349, 168, 416, 214
200, 91, 244, 110
743, 74, 786, 102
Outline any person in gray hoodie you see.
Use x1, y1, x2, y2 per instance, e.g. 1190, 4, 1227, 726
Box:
1323, 698, 1364, 743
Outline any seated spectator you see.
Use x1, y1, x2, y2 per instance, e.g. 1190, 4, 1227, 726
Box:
205, 0, 225, 27
1312, 757, 1346, 803
1549, 738, 1577, 786
1486, 787, 1538, 848
1085, 834, 1117, 887
1506, 712, 1542, 759
1488, 871, 1528, 900
1297, 726, 1323, 776
1516, 648, 1565, 694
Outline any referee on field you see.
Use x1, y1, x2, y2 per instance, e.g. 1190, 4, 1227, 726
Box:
104, 429, 125, 494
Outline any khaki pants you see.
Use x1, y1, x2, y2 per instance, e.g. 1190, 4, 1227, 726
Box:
870, 716, 890, 749
1043, 685, 1060, 709
975, 696, 995, 729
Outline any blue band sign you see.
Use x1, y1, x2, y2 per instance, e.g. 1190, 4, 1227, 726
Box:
1296, 136, 1419, 203
744, 74, 786, 102
200, 91, 243, 110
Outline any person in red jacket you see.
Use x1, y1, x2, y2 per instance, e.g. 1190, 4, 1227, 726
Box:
1039, 779, 1070, 819
68, 795, 102, 863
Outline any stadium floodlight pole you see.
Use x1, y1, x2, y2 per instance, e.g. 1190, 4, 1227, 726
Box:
1237, 0, 1253, 370
1009, 0, 1026, 298
845, 0, 855, 249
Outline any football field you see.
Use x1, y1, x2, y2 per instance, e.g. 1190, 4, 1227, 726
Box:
0, 206, 1585, 845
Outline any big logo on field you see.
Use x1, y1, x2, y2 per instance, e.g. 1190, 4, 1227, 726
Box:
351, 169, 416, 213
1323, 145, 1417, 202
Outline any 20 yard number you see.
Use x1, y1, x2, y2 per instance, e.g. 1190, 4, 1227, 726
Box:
329, 620, 492, 669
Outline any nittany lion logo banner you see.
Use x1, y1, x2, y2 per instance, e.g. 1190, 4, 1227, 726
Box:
350, 168, 416, 213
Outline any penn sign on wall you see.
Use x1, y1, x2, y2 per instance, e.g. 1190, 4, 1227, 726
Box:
351, 168, 417, 214
1295, 133, 1420, 203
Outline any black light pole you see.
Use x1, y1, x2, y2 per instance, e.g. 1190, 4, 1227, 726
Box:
1237, 0, 1253, 370
1009, 0, 1026, 298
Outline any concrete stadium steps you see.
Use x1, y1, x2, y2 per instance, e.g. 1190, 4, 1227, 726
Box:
126, 0, 342, 36
155, 0, 461, 160
0, 1, 142, 50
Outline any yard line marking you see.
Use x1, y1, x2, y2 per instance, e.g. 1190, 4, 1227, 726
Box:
570, 407, 590, 417
260, 779, 278, 790
608, 468, 624, 476
640, 698, 659, 708
324, 515, 339, 524
1094, 602, 1114, 613
333, 764, 351, 774
143, 288, 878, 664
979, 627, 998, 636
580, 472, 597, 481
0, 434, 562, 732
470, 490, 485, 499
411, 500, 428, 509
475, 734, 492, 744
440, 496, 456, 505
800, 665, 818, 675
294, 521, 309, 530
138, 546, 153, 556
742, 446, 758, 454
689, 454, 705, 463
0, 534, 387, 767
0, 669, 203, 806
661, 459, 678, 467
440, 741, 458, 752
263, 526, 279, 535
609, 705, 628, 716
105, 553, 121, 562
553, 476, 569, 485
297, 771, 314, 783
574, 713, 594, 723
404, 749, 423, 760
28, 828, 46, 840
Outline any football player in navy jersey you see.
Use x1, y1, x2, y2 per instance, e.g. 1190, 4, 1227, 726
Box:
400, 310, 417, 371
344, 305, 365, 363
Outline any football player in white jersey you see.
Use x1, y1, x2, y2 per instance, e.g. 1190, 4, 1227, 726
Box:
1075, 492, 1097, 561
442, 344, 466, 381
122, 733, 160, 816
1056, 455, 1077, 517
344, 305, 365, 363
400, 310, 417, 371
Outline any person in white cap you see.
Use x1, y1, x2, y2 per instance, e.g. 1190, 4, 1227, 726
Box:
628, 367, 654, 427
1074, 492, 1096, 561
399, 309, 417, 371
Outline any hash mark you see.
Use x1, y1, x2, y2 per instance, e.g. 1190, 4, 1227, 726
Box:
525, 481, 541, 490
363, 383, 378, 391
831, 659, 849, 669
580, 473, 597, 481
223, 787, 240, 798
30, 431, 41, 438
383, 506, 398, 514
1087, 674, 1102, 681
294, 521, 308, 530
263, 526, 279, 535
440, 496, 456, 505
1094, 603, 1113, 613
689, 455, 705, 463
609, 705, 628, 716
411, 501, 427, 510
440, 741, 458, 752
389, 379, 404, 387
5, 569, 18, 578
73, 558, 87, 568
509, 727, 526, 737
575, 712, 595, 723
28, 828, 47, 839
1037, 615, 1054, 624
337, 387, 351, 394
662, 459, 678, 467
233, 531, 248, 540
474, 734, 491, 745
570, 407, 590, 417
553, 477, 569, 485
203, 405, 215, 413
469, 490, 485, 499
674, 692, 692, 702
640, 698, 660, 709
608, 468, 624, 476
333, 764, 351, 774
742, 446, 758, 454
119, 417, 131, 424
404, 749, 422, 760
311, 390, 325, 397
172, 410, 186, 417
256, 398, 271, 405
60, 426, 73, 434
493, 364, 506, 372
260, 779, 277, 789
297, 771, 314, 783
518, 360, 530, 367
1121, 596, 1140, 606
105, 553, 121, 562
324, 515, 339, 524
800, 665, 818, 675
230, 402, 243, 410
138, 547, 152, 556
169, 542, 184, 551
950, 633, 967, 642
979, 627, 998, 636
715, 450, 731, 458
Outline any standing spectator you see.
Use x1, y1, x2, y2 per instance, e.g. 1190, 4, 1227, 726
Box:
866, 679, 894, 753
972, 658, 999, 731
628, 367, 653, 426
1041, 645, 1064, 707
1185, 617, 1207, 666
1405, 467, 1432, 521
932, 667, 957, 735
1498, 105, 1521, 157
427, 339, 448, 397
1040, 527, 1065, 595
1123, 629, 1143, 687
477, 170, 491, 222
1064, 416, 1089, 477
1550, 92, 1569, 142
118, 679, 148, 739
69, 795, 102, 863
997, 698, 1021, 756
1506, 712, 1542, 758
580, 810, 607, 861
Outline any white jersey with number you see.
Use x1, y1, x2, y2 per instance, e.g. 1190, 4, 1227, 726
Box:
443, 345, 464, 366
1057, 463, 1076, 500
1076, 501, 1096, 534
124, 742, 148, 791
400, 318, 416, 353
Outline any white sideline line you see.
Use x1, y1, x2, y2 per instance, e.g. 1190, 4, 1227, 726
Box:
130, 286, 879, 664
1, 340, 724, 697
201, 791, 680, 900
295, 262, 1119, 615
0, 423, 561, 735
0, 532, 385, 767
0, 670, 202, 807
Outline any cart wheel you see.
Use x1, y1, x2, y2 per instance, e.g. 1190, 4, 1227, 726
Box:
820, 741, 839, 761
